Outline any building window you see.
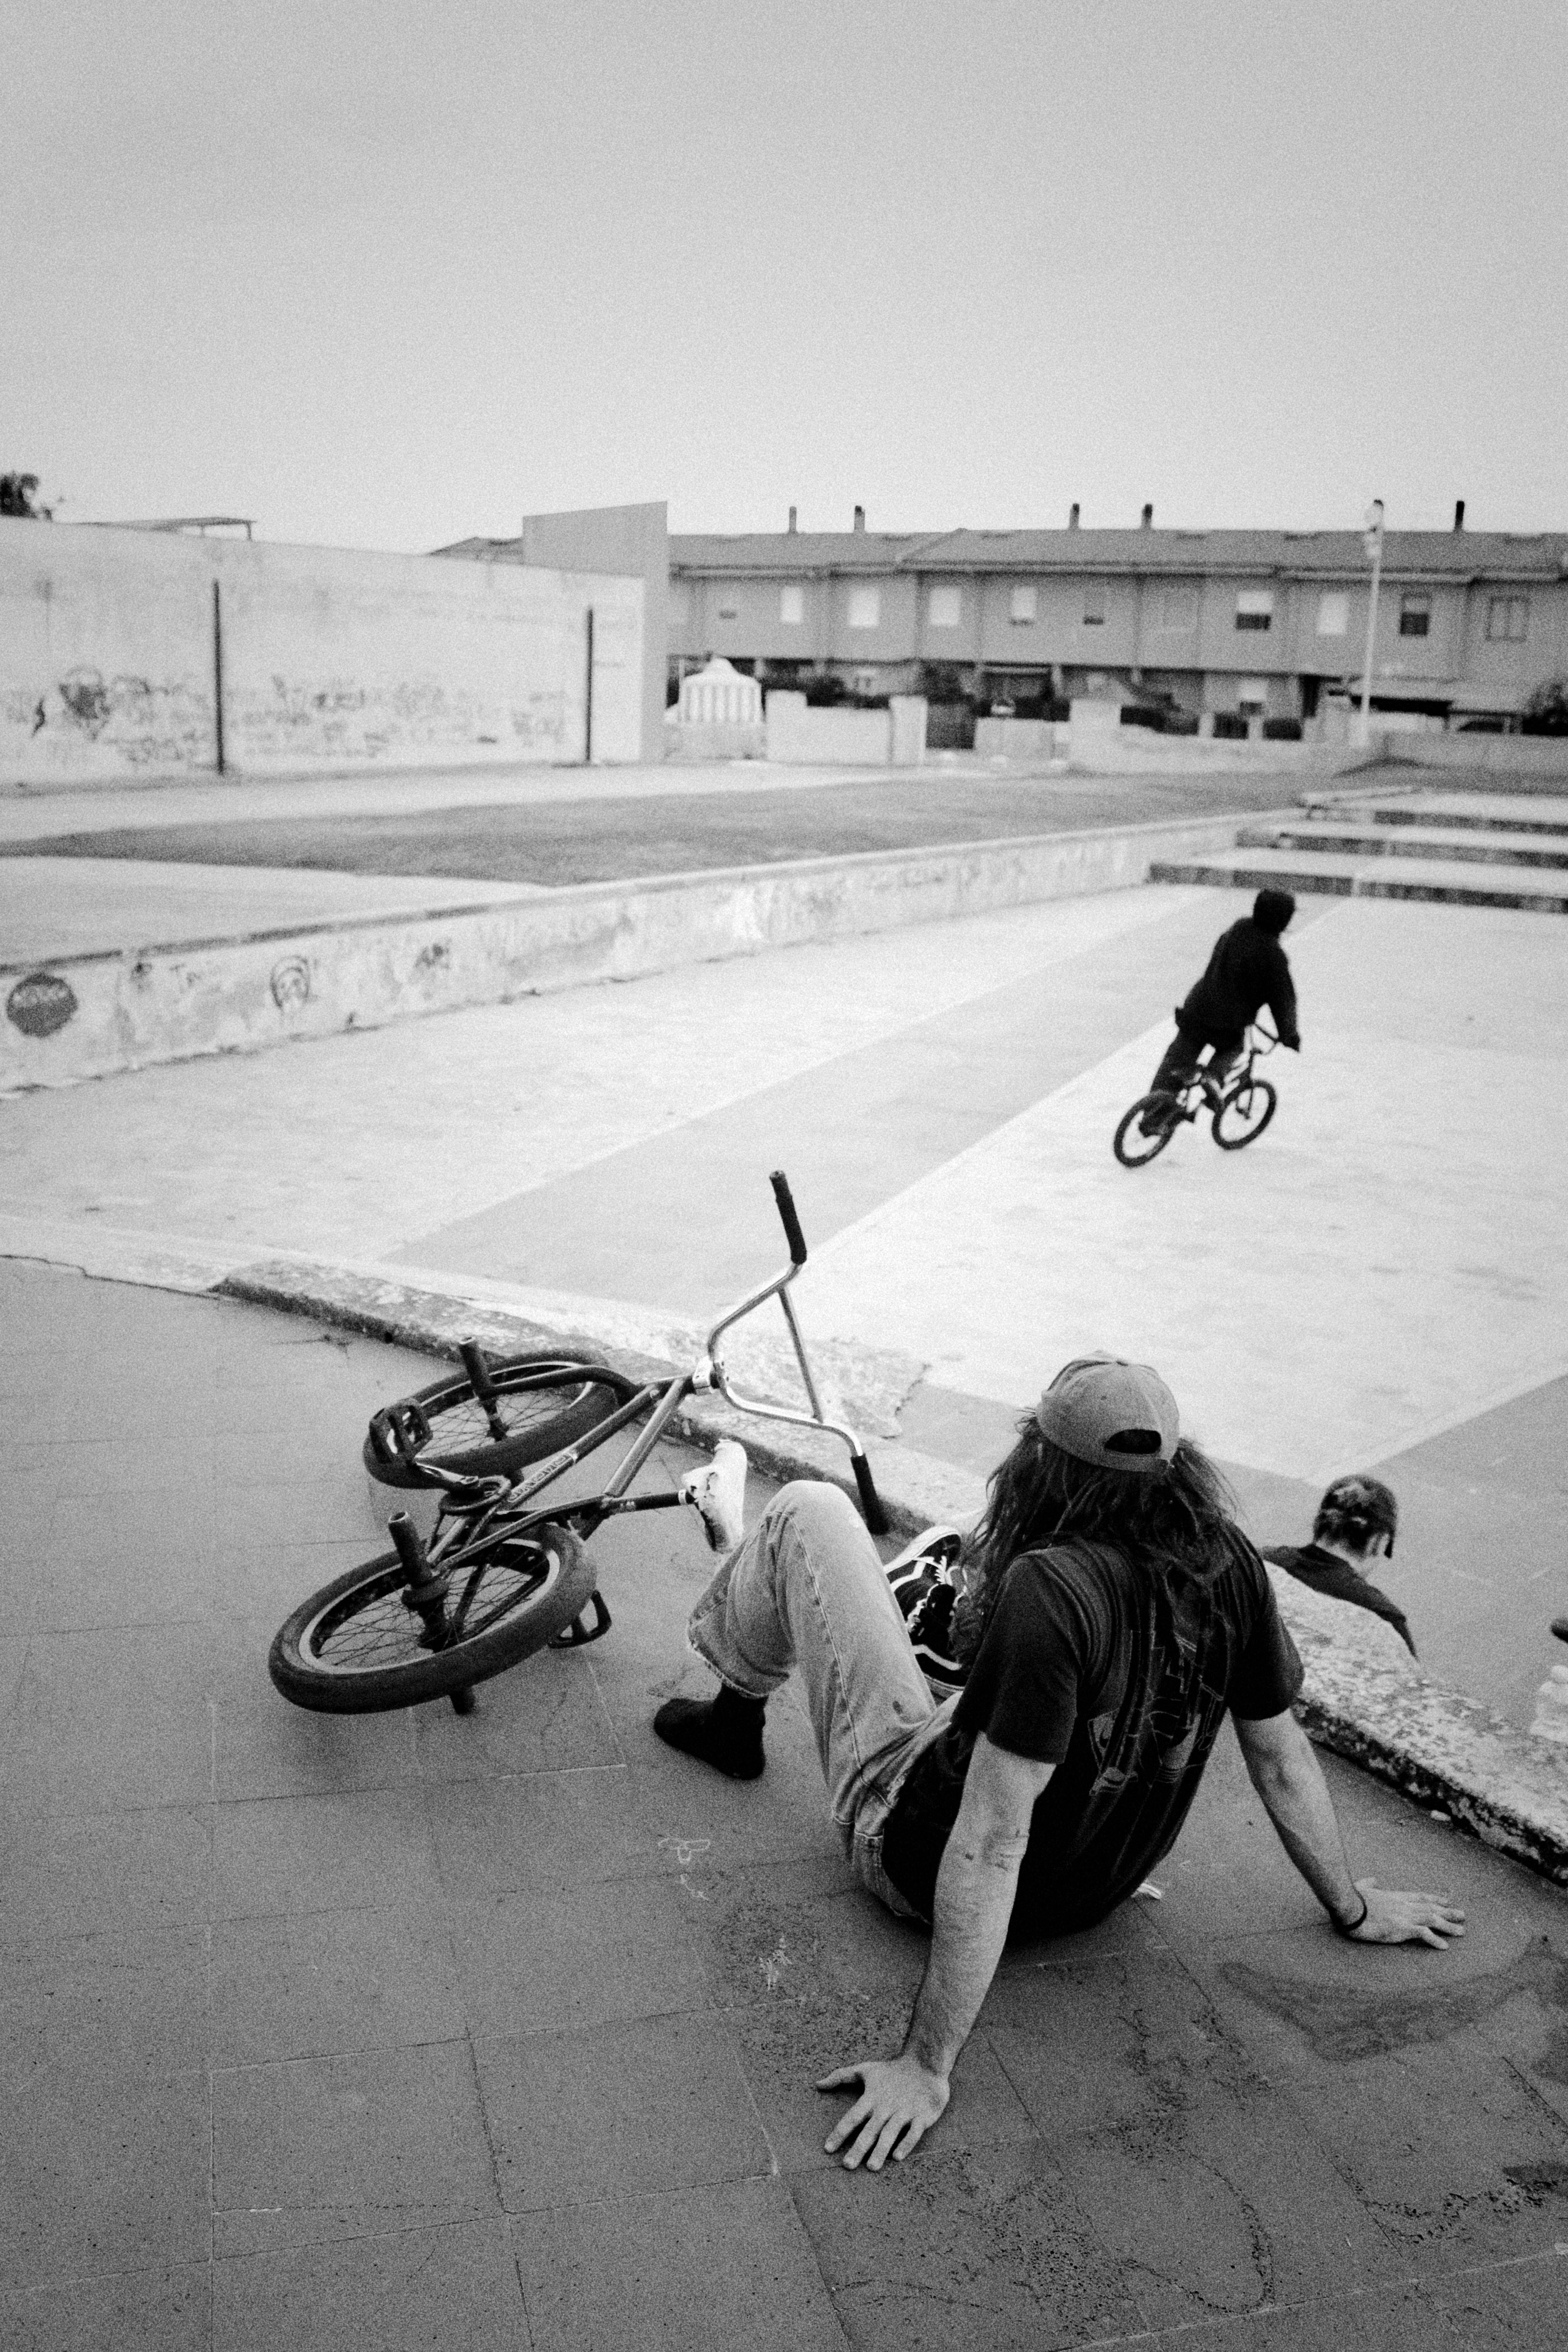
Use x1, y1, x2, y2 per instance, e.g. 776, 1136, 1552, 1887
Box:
1399, 595, 1431, 638
1238, 678, 1269, 713
929, 585, 962, 628
780, 585, 804, 626
1082, 592, 1105, 627
717, 601, 738, 621
1486, 595, 1529, 642
1235, 590, 1274, 632
1155, 583, 1196, 631
1316, 592, 1348, 637
848, 586, 880, 629
853, 668, 879, 695
1009, 584, 1038, 624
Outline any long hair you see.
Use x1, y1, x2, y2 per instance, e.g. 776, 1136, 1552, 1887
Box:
953, 1412, 1238, 1665
1312, 1474, 1397, 1554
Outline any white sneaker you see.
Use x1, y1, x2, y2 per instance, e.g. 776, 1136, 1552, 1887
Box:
681, 1439, 749, 1553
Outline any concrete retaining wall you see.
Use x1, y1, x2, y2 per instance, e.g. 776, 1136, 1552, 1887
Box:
765, 693, 927, 767
975, 719, 1062, 760
2, 809, 1249, 1090
0, 520, 645, 789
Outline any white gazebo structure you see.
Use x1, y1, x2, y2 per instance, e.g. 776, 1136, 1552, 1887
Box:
678, 655, 762, 727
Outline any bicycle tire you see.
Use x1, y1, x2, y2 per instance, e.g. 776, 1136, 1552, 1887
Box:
1212, 1078, 1278, 1151
1114, 1095, 1181, 1167
363, 1355, 642, 1488
268, 1522, 599, 1713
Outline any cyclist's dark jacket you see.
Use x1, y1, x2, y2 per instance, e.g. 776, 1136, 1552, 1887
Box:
1263, 1543, 1416, 1657
1177, 917, 1299, 1047
881, 1530, 1303, 1941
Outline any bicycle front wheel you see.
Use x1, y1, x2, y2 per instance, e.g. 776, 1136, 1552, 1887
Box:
269, 1522, 599, 1713
364, 1355, 641, 1488
1212, 1079, 1277, 1151
1114, 1096, 1180, 1167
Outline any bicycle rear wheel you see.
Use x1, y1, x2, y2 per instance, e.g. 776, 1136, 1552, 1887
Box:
1212, 1078, 1277, 1151
269, 1521, 598, 1712
1114, 1095, 1181, 1167
364, 1354, 641, 1488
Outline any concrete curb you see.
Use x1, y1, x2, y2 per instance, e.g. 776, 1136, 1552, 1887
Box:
213, 1254, 1568, 1890
4, 808, 1256, 1091
1149, 855, 1568, 914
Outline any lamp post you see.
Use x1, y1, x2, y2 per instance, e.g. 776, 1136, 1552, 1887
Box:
1358, 499, 1385, 747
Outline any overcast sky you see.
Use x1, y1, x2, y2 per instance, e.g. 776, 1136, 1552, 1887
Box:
8, 0, 1565, 552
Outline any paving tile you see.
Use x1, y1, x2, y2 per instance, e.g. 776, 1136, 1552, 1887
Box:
446, 1875, 709, 2038
0, 1632, 28, 1717
679, 1853, 924, 2018
793, 2139, 1145, 2352
476, 2010, 773, 2209
0, 1622, 215, 1815
208, 1537, 382, 1629
1053, 2078, 1403, 2327
0, 1922, 211, 2079
0, 1802, 213, 1949
513, 2176, 848, 2352
1135, 2280, 1474, 2351
51, 1437, 218, 1501
1428, 2246, 1568, 2349
411, 1647, 622, 1780
213, 1901, 465, 2064
739, 2006, 1033, 2178
212, 1785, 444, 1919
34, 1488, 216, 1632
985, 1943, 1263, 2146
0, 2065, 211, 2292
425, 1763, 658, 1898
210, 1614, 419, 1801
213, 2219, 528, 2350
623, 1677, 857, 1875
214, 1476, 378, 1558
212, 2040, 499, 2257
0, 2262, 212, 2352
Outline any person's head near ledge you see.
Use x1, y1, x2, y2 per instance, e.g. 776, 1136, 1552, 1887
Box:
1311, 1473, 1398, 1577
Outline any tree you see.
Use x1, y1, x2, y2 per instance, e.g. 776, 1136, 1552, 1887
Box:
1521, 678, 1568, 735
0, 472, 50, 519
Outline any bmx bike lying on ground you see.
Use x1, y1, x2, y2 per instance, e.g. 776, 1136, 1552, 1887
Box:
1113, 1023, 1281, 1169
268, 1172, 887, 1718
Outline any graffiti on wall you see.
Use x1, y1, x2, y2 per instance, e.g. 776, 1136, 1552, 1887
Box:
6, 971, 79, 1038
232, 674, 571, 762
10, 669, 212, 770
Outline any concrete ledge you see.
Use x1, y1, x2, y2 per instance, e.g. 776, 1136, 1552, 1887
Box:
1150, 855, 1568, 913
212, 1252, 1568, 1890
2, 808, 1252, 1091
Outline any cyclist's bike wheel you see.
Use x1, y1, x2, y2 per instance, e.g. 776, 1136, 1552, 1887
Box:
364, 1355, 641, 1488
1114, 1094, 1182, 1167
1212, 1079, 1278, 1151
268, 1522, 597, 1712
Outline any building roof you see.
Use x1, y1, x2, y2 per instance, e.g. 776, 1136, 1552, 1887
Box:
667, 525, 1568, 581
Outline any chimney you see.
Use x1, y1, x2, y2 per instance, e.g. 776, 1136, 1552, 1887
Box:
787, 505, 797, 534
1453, 499, 1465, 532
1068, 502, 1080, 531
852, 505, 866, 533
1140, 503, 1154, 530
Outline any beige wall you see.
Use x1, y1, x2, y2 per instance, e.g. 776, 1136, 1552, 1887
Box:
517, 501, 667, 760
1, 520, 644, 787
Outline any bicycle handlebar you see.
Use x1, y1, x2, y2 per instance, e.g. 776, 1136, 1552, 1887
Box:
770, 1169, 808, 1267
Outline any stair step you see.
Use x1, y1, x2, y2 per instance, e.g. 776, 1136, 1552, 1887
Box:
1301, 789, 1568, 835
1149, 847, 1568, 913
1238, 823, 1568, 870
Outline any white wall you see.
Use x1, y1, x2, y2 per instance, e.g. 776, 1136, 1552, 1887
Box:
0, 520, 644, 787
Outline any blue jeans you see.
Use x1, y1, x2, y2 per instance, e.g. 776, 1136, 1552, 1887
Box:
685, 1483, 958, 1918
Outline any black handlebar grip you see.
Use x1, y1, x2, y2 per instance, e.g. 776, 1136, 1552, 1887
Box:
851, 1451, 888, 1535
770, 1170, 808, 1266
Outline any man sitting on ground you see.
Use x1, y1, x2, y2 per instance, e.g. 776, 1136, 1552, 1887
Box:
1264, 1474, 1415, 1657
655, 1358, 1463, 2172
1142, 886, 1301, 1129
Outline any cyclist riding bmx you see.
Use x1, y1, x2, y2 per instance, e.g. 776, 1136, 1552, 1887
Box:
1142, 887, 1301, 1131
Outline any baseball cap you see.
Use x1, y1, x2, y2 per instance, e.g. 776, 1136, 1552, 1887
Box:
1036, 1355, 1180, 1475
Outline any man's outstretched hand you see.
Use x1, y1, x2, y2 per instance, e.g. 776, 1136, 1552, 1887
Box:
1345, 1879, 1465, 1948
817, 2055, 949, 2171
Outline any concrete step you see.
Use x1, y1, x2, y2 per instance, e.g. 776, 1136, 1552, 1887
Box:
1238, 822, 1568, 870
1301, 789, 1568, 834
1148, 845, 1568, 913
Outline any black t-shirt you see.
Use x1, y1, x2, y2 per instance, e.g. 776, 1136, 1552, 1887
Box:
882, 1530, 1303, 1941
1263, 1543, 1416, 1657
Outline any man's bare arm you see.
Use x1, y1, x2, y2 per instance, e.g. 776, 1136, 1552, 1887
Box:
1233, 1708, 1465, 1947
819, 1734, 1054, 2171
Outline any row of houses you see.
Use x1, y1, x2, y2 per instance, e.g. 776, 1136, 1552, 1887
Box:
666, 510, 1568, 728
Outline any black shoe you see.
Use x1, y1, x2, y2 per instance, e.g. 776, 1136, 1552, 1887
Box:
653, 1692, 766, 1780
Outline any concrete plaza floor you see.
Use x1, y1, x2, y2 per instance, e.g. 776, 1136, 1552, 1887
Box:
3, 1259, 1567, 2352
2, 872, 1564, 1727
